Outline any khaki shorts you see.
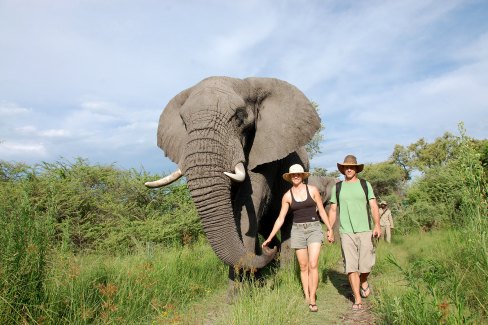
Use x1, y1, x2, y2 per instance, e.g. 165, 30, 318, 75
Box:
340, 231, 376, 274
290, 221, 323, 249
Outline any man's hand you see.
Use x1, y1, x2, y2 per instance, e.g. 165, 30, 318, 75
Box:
373, 225, 382, 238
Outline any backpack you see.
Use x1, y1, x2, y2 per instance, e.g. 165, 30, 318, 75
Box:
335, 179, 372, 230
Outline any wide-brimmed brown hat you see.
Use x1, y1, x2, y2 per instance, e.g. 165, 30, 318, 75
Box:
379, 200, 387, 206
337, 155, 364, 175
282, 164, 310, 183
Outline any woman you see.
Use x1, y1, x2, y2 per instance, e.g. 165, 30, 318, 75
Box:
262, 164, 334, 312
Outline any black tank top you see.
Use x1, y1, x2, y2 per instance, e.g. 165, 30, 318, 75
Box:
290, 185, 317, 223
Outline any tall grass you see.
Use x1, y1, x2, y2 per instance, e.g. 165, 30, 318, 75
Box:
0, 158, 220, 323
374, 124, 488, 324
0, 171, 54, 324
41, 243, 226, 324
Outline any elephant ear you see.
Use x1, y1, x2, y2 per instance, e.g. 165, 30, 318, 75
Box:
245, 78, 321, 170
156, 87, 193, 168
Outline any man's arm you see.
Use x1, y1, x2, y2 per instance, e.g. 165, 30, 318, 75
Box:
369, 198, 382, 237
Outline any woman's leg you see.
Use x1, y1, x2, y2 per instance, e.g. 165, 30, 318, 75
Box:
295, 248, 310, 303
307, 242, 322, 305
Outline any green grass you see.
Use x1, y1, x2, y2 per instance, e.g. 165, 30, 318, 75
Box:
372, 229, 487, 324
5, 242, 226, 324
1, 124, 486, 324
196, 240, 343, 325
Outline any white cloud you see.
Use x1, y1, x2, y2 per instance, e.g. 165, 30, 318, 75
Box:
40, 129, 70, 137
0, 0, 487, 173
0, 101, 30, 117
0, 141, 47, 158
15, 126, 38, 134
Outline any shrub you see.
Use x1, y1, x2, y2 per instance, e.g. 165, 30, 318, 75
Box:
0, 158, 202, 253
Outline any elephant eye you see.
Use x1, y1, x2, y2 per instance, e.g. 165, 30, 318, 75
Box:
234, 108, 249, 127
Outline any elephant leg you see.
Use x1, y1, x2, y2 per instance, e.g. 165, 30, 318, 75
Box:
235, 171, 270, 253
226, 172, 271, 303
278, 217, 294, 266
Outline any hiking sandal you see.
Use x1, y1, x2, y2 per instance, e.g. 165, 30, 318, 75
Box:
309, 304, 318, 312
360, 283, 371, 298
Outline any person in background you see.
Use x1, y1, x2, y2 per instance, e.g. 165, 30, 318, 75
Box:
262, 164, 334, 313
379, 200, 394, 243
328, 155, 381, 311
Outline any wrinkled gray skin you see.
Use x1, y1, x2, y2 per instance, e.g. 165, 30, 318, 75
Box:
149, 77, 320, 288
307, 175, 336, 209
307, 175, 340, 238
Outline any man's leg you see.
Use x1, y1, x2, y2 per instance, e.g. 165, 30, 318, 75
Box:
348, 272, 362, 306
358, 231, 375, 298
341, 233, 363, 309
360, 272, 371, 297
385, 226, 391, 243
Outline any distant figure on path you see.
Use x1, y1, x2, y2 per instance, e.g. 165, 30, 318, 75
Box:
328, 155, 381, 312
379, 200, 394, 243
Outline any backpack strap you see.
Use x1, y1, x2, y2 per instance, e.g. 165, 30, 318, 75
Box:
335, 181, 343, 208
360, 179, 372, 230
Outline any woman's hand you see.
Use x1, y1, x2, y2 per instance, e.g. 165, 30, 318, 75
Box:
262, 238, 271, 248
326, 229, 334, 243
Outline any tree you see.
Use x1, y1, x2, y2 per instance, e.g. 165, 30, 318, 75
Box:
391, 132, 461, 178
310, 167, 340, 178
391, 144, 413, 180
361, 162, 405, 199
305, 102, 324, 160
472, 138, 488, 176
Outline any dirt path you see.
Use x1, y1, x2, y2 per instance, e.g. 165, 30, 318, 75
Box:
302, 260, 376, 324
181, 258, 376, 324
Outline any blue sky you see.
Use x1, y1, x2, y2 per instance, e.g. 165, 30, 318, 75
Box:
1, 0, 487, 175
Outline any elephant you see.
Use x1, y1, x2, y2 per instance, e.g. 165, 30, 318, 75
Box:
145, 76, 320, 297
307, 175, 337, 210
307, 175, 340, 238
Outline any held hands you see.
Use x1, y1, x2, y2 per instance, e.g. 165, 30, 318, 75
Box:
262, 238, 271, 248
326, 229, 334, 243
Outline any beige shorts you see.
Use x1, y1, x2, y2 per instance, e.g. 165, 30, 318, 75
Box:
340, 231, 376, 274
290, 221, 323, 249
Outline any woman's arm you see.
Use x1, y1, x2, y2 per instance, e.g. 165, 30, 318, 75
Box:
262, 192, 291, 248
310, 185, 334, 243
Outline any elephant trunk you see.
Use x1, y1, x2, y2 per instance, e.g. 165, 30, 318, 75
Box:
184, 135, 275, 270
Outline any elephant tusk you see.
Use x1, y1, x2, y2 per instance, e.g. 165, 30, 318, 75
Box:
144, 169, 182, 188
224, 162, 246, 182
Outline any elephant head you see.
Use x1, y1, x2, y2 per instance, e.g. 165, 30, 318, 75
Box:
146, 76, 320, 270
307, 175, 337, 208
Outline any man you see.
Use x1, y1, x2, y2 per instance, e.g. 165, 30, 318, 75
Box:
379, 200, 394, 243
328, 155, 381, 311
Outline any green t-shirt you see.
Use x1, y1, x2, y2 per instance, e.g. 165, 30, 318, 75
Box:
330, 179, 375, 234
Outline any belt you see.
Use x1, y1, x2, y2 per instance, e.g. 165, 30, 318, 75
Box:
293, 221, 319, 229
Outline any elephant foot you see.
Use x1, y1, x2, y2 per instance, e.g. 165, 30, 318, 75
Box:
226, 279, 240, 305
